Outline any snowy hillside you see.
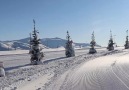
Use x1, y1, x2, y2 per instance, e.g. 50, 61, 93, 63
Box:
1, 47, 129, 90
0, 37, 100, 51
41, 37, 67, 48
0, 42, 11, 51
0, 38, 46, 51
42, 37, 101, 48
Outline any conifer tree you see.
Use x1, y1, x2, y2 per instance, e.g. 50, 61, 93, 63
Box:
107, 30, 114, 51
124, 30, 129, 49
89, 31, 97, 54
29, 20, 44, 65
65, 31, 75, 57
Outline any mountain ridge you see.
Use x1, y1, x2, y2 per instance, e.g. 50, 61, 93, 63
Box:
0, 37, 101, 51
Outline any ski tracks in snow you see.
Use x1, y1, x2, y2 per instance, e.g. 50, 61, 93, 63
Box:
57, 49, 129, 90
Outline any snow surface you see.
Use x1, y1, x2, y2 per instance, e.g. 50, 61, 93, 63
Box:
0, 47, 128, 90
48, 48, 129, 90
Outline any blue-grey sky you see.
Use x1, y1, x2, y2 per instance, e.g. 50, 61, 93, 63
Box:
0, 0, 129, 46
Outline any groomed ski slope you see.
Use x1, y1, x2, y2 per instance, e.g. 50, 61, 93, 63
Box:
49, 48, 129, 90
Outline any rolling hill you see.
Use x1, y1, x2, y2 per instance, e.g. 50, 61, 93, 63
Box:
0, 37, 101, 51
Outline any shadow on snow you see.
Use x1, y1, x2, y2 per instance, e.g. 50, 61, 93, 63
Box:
43, 56, 66, 64
5, 64, 30, 71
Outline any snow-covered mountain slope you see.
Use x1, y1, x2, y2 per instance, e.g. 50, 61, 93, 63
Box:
0, 37, 101, 51
0, 38, 46, 51
42, 37, 101, 48
0, 42, 11, 51
42, 37, 67, 48
0, 40, 30, 51
0, 47, 127, 90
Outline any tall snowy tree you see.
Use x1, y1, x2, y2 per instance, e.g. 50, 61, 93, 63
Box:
107, 30, 114, 51
124, 30, 129, 49
65, 31, 75, 57
29, 20, 44, 65
89, 31, 97, 54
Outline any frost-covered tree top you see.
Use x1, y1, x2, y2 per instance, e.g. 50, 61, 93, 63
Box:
108, 30, 114, 45
126, 30, 128, 42
107, 30, 114, 51
90, 31, 96, 48
30, 20, 40, 46
125, 30, 129, 49
66, 31, 71, 42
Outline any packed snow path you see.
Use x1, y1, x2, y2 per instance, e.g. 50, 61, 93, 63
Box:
52, 49, 129, 90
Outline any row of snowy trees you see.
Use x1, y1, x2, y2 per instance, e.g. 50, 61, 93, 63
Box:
107, 30, 129, 51
29, 20, 75, 65
28, 20, 129, 65
28, 20, 76, 65
1, 21, 129, 77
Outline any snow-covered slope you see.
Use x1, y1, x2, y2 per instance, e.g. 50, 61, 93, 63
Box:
0, 38, 46, 51
42, 37, 67, 48
0, 42, 13, 51
0, 47, 128, 90
48, 48, 129, 90
42, 37, 101, 48
0, 48, 105, 90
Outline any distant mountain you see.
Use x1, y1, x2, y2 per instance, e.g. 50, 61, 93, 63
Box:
41, 37, 67, 48
0, 40, 30, 51
41, 37, 101, 48
0, 37, 101, 51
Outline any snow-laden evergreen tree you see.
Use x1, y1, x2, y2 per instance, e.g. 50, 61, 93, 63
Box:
124, 30, 129, 49
29, 20, 44, 65
89, 31, 97, 54
0, 62, 5, 77
65, 31, 75, 57
107, 30, 114, 51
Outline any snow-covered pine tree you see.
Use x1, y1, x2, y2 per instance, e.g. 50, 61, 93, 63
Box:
65, 31, 75, 57
89, 31, 97, 54
29, 20, 44, 65
124, 30, 129, 49
107, 30, 114, 51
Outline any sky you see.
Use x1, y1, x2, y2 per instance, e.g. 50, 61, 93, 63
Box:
0, 0, 129, 46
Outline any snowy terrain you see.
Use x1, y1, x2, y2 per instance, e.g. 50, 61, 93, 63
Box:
0, 47, 129, 90
0, 37, 101, 51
